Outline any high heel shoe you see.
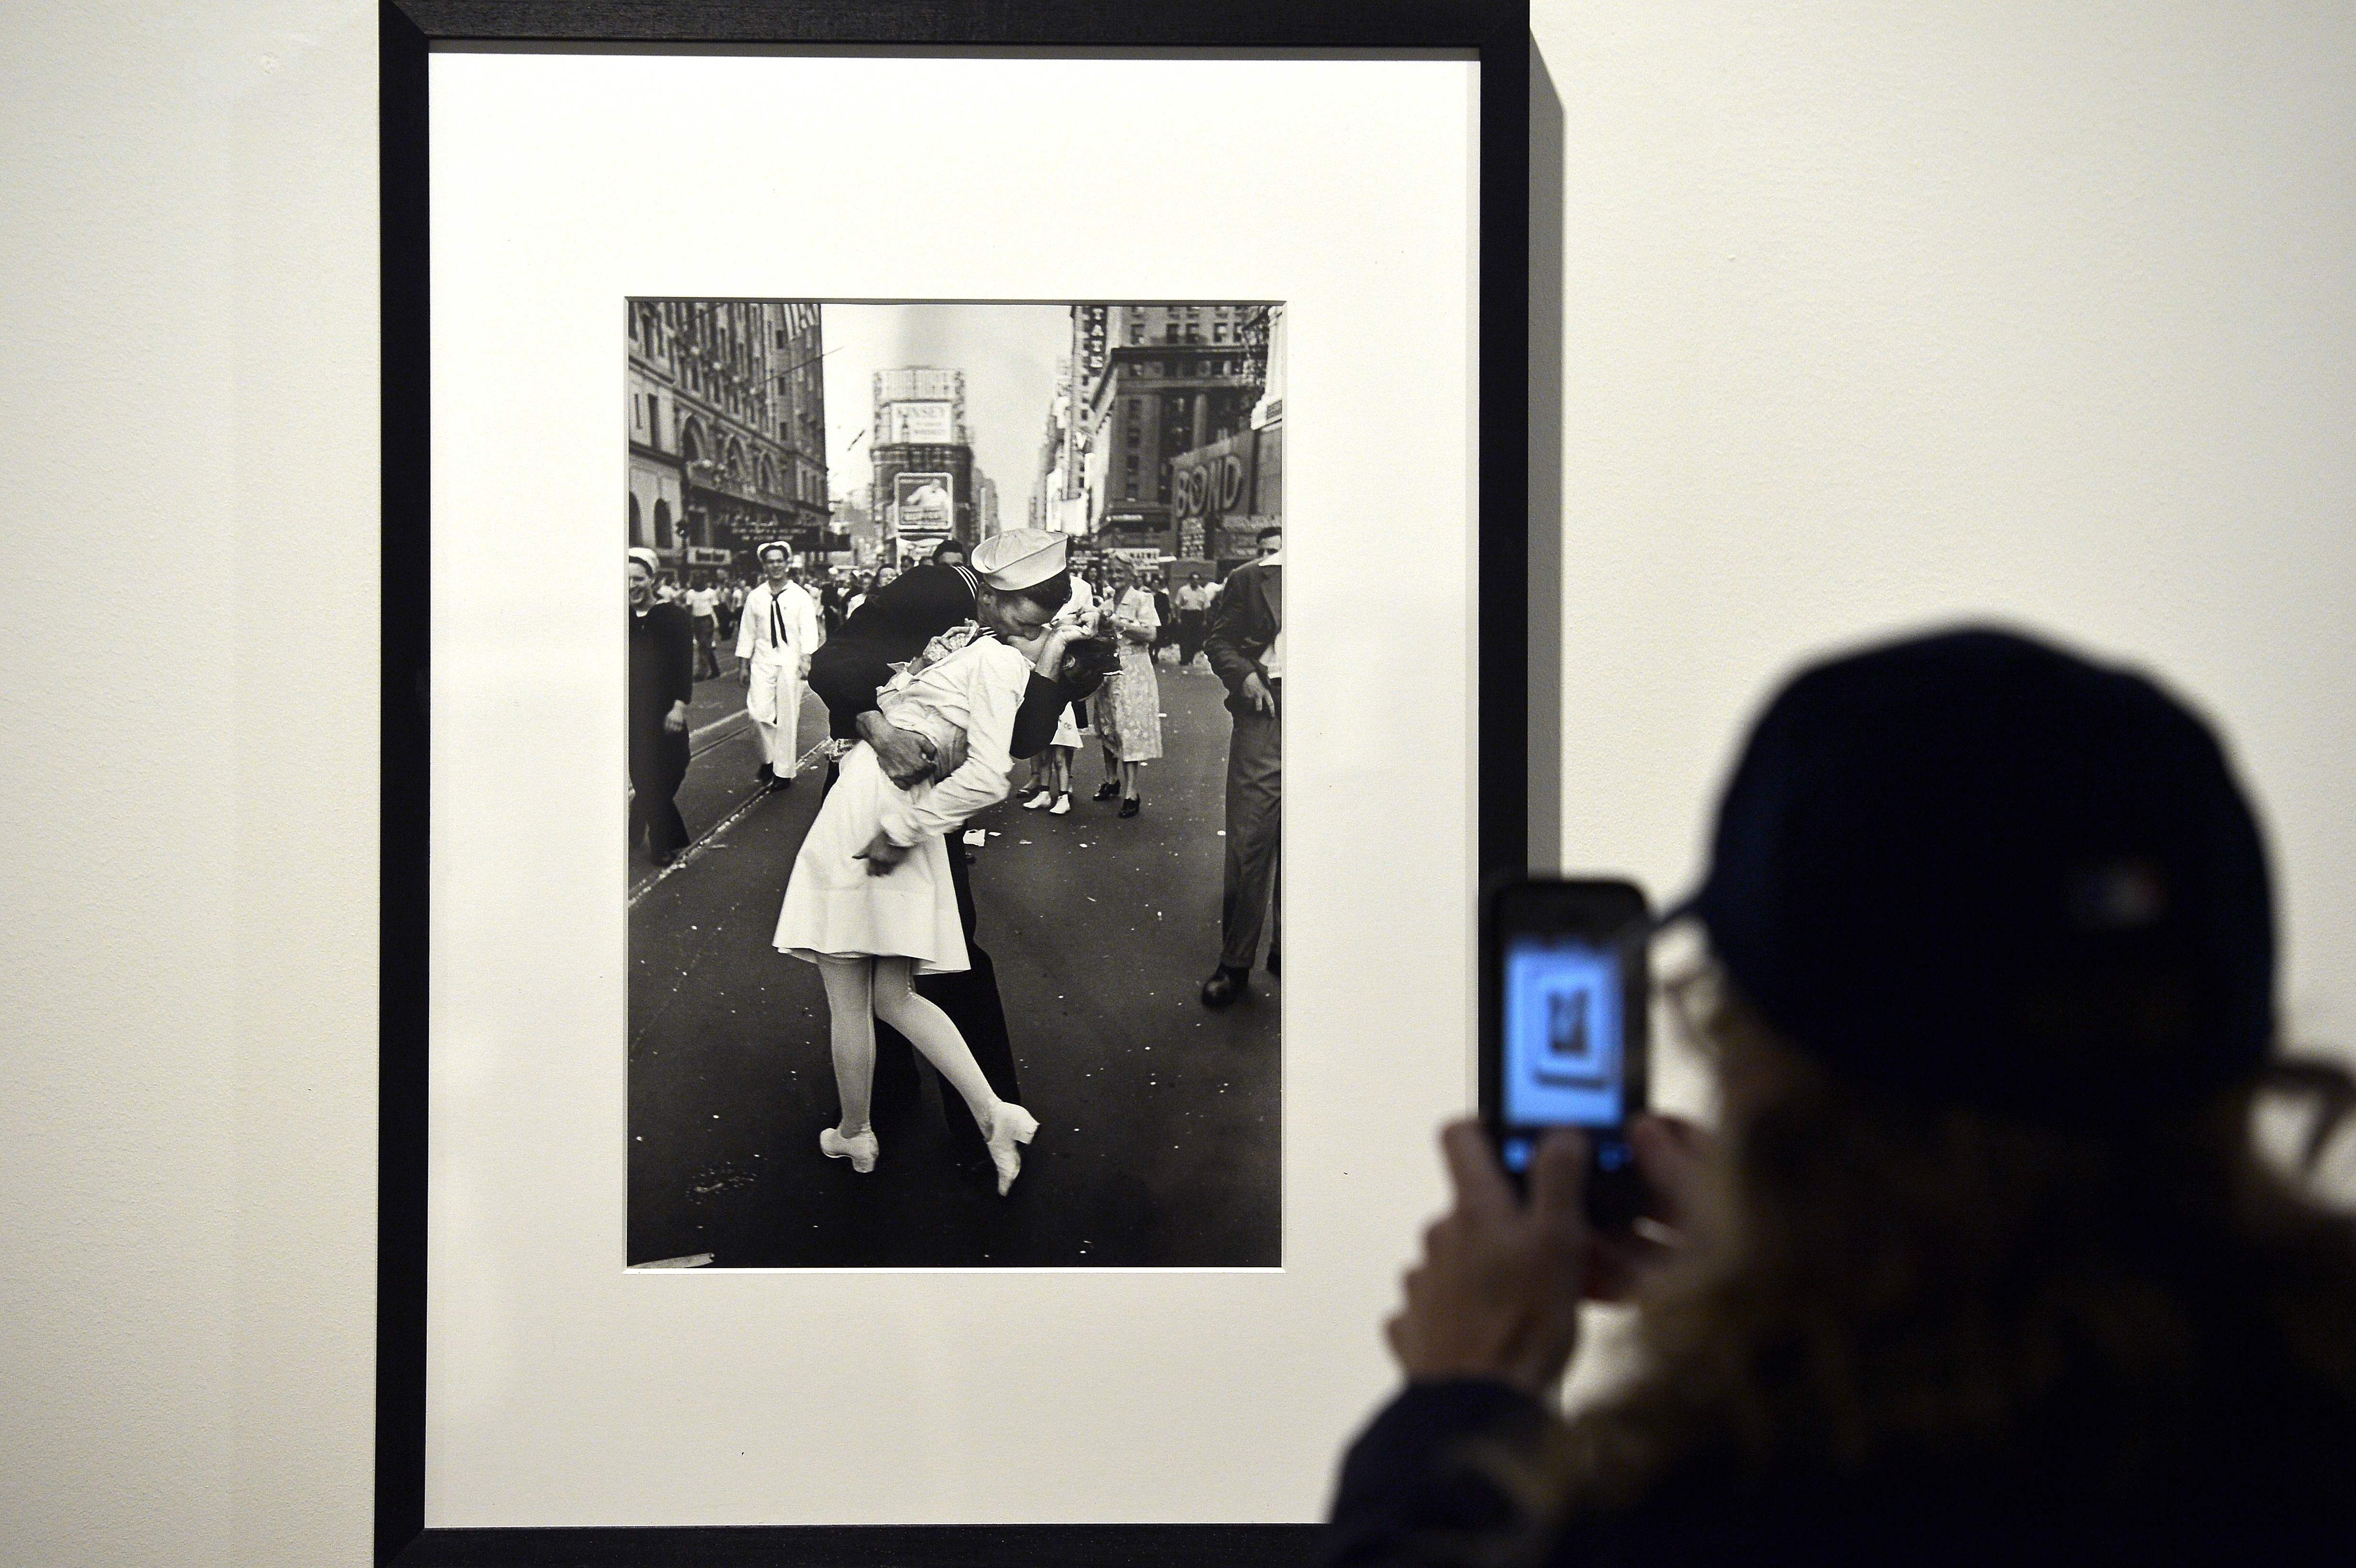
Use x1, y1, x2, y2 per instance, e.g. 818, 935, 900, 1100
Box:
1118, 795, 1141, 818
819, 1125, 879, 1173
1093, 780, 1121, 801
983, 1103, 1039, 1196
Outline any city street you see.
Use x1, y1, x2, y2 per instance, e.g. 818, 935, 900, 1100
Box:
627, 649, 1281, 1269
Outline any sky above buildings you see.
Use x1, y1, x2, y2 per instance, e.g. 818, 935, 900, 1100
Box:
819, 303, 1070, 514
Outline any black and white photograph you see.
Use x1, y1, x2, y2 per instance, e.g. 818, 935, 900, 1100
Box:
627, 301, 1287, 1269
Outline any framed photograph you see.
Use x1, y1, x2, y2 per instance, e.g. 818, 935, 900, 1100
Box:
382, 3, 1528, 1564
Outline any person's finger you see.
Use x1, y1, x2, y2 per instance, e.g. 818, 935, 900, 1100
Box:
1631, 1115, 1709, 1224
1440, 1120, 1516, 1219
1582, 1228, 1670, 1303
1527, 1128, 1591, 1230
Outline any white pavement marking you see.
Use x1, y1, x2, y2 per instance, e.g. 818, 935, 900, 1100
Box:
629, 692, 827, 909
627, 781, 770, 909
629, 1252, 715, 1270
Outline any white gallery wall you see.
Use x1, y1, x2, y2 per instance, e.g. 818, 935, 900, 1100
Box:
1, 3, 2348, 1563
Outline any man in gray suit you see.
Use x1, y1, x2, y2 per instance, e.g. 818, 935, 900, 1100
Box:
1200, 524, 1284, 1009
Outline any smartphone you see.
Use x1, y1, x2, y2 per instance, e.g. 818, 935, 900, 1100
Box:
1480, 876, 1651, 1228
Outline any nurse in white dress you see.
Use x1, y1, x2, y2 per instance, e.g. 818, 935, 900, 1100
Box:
772, 529, 1084, 1195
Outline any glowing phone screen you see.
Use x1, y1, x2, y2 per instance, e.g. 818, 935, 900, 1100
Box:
1502, 936, 1624, 1130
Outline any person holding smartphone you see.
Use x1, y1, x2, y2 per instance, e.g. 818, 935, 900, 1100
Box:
1327, 628, 2356, 1566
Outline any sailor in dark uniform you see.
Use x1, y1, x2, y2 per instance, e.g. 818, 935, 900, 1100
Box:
627, 547, 697, 866
806, 529, 1098, 1171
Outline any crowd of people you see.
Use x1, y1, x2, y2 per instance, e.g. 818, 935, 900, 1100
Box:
626, 524, 1288, 1195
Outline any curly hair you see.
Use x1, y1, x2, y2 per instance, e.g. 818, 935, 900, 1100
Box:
1514, 980, 2356, 1529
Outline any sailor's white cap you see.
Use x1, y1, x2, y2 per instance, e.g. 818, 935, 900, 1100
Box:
756, 541, 791, 563
969, 528, 1069, 591
626, 547, 660, 575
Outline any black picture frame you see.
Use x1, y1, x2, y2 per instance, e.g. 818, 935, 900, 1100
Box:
380, 4, 1530, 1563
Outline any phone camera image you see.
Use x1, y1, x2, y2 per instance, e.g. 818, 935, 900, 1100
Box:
1504, 937, 1624, 1129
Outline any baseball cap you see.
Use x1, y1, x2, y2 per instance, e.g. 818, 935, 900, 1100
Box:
1681, 626, 2274, 1126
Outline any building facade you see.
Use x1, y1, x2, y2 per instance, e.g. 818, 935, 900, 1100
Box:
976, 473, 1000, 539
1167, 304, 1285, 569
627, 299, 829, 576
1067, 304, 1266, 557
870, 367, 979, 561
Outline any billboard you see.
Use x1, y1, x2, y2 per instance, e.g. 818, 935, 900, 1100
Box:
1170, 429, 1257, 524
876, 367, 959, 405
893, 472, 954, 539
883, 401, 956, 444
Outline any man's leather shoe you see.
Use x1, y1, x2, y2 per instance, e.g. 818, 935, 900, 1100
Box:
1199, 966, 1250, 1009
1264, 947, 1280, 977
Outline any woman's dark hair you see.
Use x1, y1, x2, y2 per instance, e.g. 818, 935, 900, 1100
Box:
1055, 631, 1121, 698
1000, 570, 1072, 618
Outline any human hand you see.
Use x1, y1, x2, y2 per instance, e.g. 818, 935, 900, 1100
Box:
1385, 1121, 1589, 1396
1242, 673, 1276, 716
1582, 1115, 1712, 1301
1036, 626, 1079, 676
853, 830, 910, 876
931, 724, 969, 781
737, 664, 751, 687
663, 702, 687, 735
860, 711, 937, 787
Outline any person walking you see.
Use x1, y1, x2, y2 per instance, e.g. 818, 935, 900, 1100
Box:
1150, 572, 1176, 663
684, 574, 723, 678
626, 548, 695, 866
1200, 525, 1282, 1007
736, 542, 821, 792
1095, 564, 1163, 818
1173, 572, 1213, 667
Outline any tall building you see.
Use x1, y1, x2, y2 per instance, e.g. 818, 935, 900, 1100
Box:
627, 300, 828, 573
1167, 304, 1284, 567
1067, 303, 1265, 555
1030, 355, 1081, 534
977, 473, 1000, 539
870, 366, 977, 560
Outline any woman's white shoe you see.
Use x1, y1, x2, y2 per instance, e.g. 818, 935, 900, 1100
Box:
1022, 789, 1053, 810
983, 1103, 1039, 1195
819, 1126, 879, 1173
1048, 794, 1072, 815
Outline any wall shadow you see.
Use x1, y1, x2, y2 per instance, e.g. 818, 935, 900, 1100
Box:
1527, 41, 1566, 872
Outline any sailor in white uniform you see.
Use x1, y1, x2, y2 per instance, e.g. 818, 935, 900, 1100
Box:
736, 542, 822, 789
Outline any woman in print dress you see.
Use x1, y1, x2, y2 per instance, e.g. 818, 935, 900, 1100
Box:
1093, 563, 1164, 819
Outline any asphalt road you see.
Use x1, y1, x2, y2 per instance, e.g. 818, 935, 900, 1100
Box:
626, 649, 1281, 1269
